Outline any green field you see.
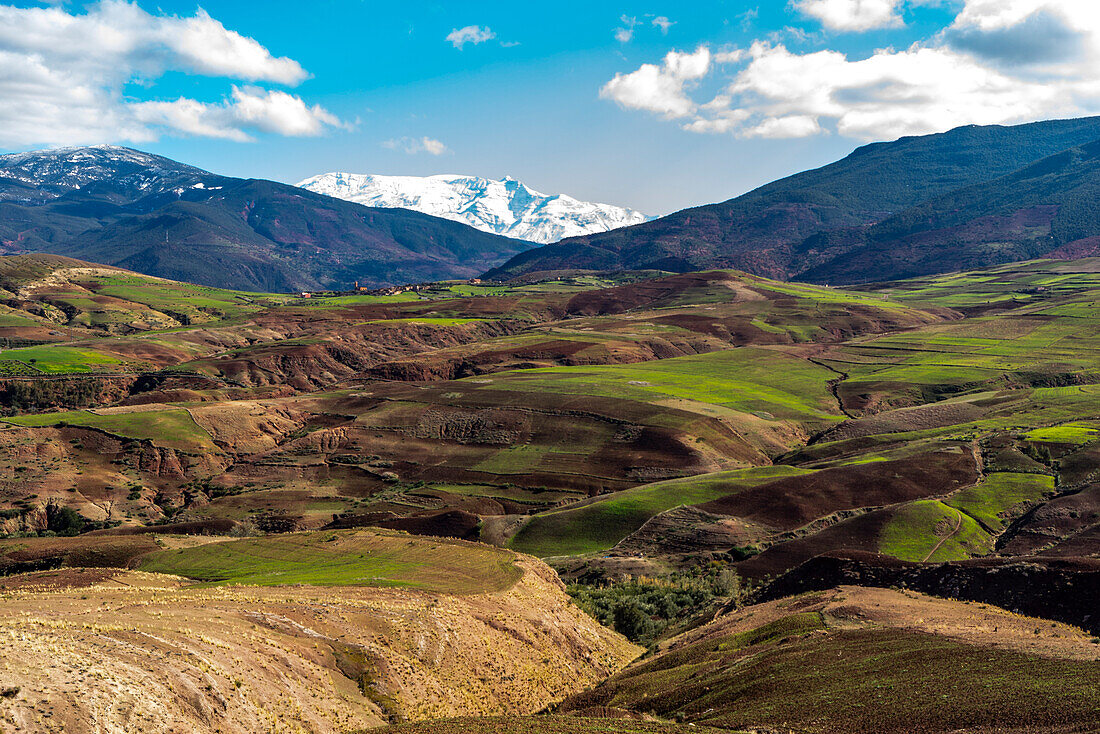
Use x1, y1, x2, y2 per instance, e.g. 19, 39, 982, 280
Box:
472, 349, 843, 425
509, 466, 810, 557
1025, 423, 1100, 444
138, 529, 523, 593
0, 345, 125, 374
879, 500, 992, 562
3, 408, 216, 452
947, 473, 1055, 533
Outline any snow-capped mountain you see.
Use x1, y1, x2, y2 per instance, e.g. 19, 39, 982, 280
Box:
0, 145, 213, 204
296, 173, 651, 244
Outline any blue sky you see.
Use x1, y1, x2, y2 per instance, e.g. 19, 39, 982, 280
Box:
1, 1, 1098, 214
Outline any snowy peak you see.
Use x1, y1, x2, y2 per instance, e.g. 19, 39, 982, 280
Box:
296, 172, 651, 244
0, 145, 214, 204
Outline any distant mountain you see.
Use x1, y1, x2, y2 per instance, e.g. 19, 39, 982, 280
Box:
297, 172, 650, 244
0, 146, 535, 291
0, 145, 210, 205
486, 117, 1100, 283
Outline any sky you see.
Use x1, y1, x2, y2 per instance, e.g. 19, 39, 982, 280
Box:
2, 1, 1100, 215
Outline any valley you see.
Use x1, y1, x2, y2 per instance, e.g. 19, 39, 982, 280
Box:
7, 1, 1100, 731
0, 247, 1096, 733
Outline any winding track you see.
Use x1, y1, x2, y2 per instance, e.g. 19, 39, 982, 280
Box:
922, 507, 964, 563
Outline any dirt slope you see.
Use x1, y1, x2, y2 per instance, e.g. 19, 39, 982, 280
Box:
0, 555, 639, 734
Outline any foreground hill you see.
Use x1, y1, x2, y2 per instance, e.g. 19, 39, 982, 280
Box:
0, 530, 639, 733
0, 146, 534, 291
557, 585, 1100, 733
487, 116, 1100, 283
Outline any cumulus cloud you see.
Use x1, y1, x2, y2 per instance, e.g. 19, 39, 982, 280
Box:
133, 87, 345, 142
0, 0, 342, 147
945, 1, 1098, 68
600, 47, 712, 119
793, 0, 905, 32
383, 137, 450, 155
600, 0, 1100, 141
446, 25, 496, 49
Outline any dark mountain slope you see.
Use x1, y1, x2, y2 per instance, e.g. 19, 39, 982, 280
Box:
50, 179, 533, 291
799, 138, 1100, 283
486, 116, 1100, 281
0, 147, 534, 291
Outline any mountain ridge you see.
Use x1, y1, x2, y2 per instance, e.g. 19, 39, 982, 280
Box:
0, 146, 536, 291
486, 116, 1100, 283
297, 171, 650, 244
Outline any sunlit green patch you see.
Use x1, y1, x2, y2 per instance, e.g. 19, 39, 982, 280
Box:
138, 529, 522, 593
946, 473, 1055, 533
879, 500, 993, 562
3, 408, 217, 452
509, 466, 810, 557
1025, 423, 1100, 444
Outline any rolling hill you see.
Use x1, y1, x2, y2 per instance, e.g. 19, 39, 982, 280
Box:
0, 253, 1097, 732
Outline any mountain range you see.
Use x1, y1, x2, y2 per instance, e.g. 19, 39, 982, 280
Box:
6, 117, 1100, 292
296, 172, 650, 244
0, 146, 535, 291
487, 116, 1100, 283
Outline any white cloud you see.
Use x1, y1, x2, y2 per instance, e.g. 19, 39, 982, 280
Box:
600, 47, 711, 119
601, 0, 1100, 141
446, 25, 495, 49
946, 1, 1100, 69
0, 1, 307, 84
652, 16, 675, 34
0, 0, 342, 147
383, 136, 450, 155
133, 87, 346, 142
614, 16, 639, 43
793, 0, 905, 32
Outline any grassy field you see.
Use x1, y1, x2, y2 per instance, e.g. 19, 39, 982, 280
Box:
0, 344, 126, 373
3, 407, 217, 452
946, 472, 1055, 533
1025, 423, 1100, 444
509, 466, 809, 557
138, 529, 523, 593
471, 349, 842, 425
878, 500, 993, 562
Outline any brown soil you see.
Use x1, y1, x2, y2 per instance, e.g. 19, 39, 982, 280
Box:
0, 556, 639, 734
700, 449, 978, 531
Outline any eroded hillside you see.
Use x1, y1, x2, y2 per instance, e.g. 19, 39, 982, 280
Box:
0, 531, 638, 734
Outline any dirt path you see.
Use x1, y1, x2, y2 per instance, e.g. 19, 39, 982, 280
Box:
922, 507, 964, 562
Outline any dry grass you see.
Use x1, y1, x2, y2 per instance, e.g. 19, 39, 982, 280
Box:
0, 554, 639, 733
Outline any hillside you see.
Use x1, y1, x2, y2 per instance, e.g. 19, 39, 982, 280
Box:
557, 585, 1100, 733
0, 253, 1096, 732
0, 530, 639, 733
0, 147, 535, 291
798, 138, 1100, 283
486, 116, 1100, 282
